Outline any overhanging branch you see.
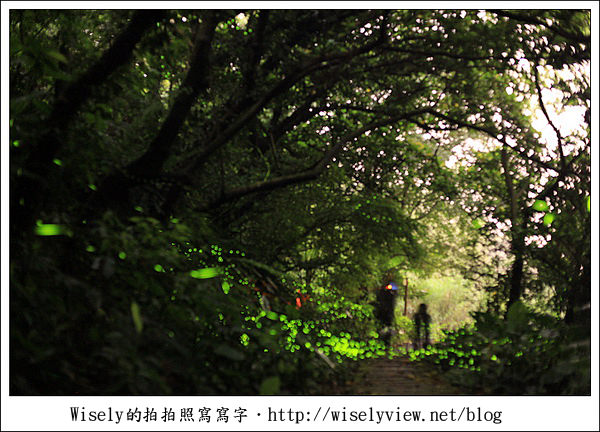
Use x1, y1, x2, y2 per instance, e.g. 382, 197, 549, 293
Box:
26, 10, 165, 175
198, 109, 428, 211
490, 10, 590, 46
423, 109, 560, 173
126, 12, 218, 177
533, 62, 567, 173
178, 34, 389, 176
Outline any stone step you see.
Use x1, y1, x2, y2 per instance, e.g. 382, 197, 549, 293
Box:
343, 356, 464, 395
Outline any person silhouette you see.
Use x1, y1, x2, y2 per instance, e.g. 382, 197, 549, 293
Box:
413, 303, 431, 349
374, 281, 399, 350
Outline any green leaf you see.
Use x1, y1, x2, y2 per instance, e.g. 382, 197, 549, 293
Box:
46, 49, 67, 63
259, 376, 280, 395
472, 218, 485, 229
190, 267, 223, 279
266, 311, 279, 321
130, 301, 143, 334
222, 280, 231, 294
586, 196, 590, 212
35, 224, 65, 236
387, 256, 404, 268
532, 200, 549, 211
543, 213, 555, 226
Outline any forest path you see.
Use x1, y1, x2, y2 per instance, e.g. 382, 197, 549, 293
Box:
340, 356, 465, 395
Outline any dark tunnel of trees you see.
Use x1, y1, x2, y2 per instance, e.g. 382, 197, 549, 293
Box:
8, 9, 591, 395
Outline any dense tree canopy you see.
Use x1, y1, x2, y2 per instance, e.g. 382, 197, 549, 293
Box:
9, 9, 591, 395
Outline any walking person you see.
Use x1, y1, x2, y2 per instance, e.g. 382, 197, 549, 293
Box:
374, 280, 399, 351
413, 303, 431, 349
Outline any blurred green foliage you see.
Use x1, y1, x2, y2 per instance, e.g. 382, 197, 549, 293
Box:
410, 302, 590, 395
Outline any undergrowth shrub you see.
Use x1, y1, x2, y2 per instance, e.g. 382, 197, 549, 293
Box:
410, 302, 590, 395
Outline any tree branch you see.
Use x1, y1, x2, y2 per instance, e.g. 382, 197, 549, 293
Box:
423, 109, 560, 173
178, 35, 388, 177
26, 10, 165, 175
525, 148, 588, 214
533, 62, 567, 173
328, 103, 404, 115
269, 86, 330, 144
242, 10, 270, 92
489, 10, 590, 46
198, 110, 428, 210
127, 12, 218, 177
14, 10, 165, 233
382, 46, 502, 62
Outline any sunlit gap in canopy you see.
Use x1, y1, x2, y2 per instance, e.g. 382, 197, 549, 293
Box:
439, 58, 589, 249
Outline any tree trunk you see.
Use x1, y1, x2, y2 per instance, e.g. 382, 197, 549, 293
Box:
501, 147, 526, 312
507, 227, 525, 310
